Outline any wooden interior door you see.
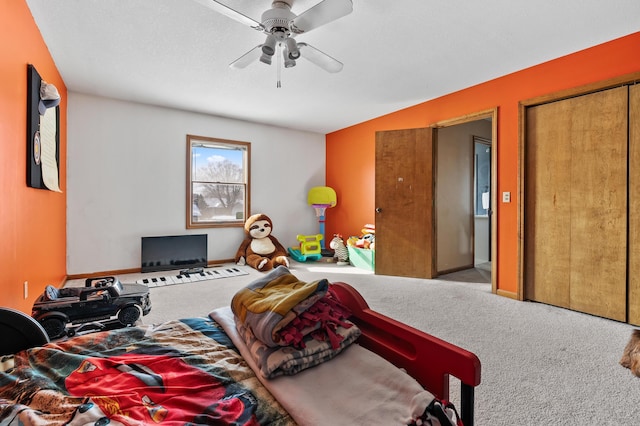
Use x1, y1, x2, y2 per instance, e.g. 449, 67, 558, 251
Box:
375, 128, 435, 278
525, 87, 628, 321
628, 85, 640, 325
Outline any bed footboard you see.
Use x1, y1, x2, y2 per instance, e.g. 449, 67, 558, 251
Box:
331, 282, 481, 426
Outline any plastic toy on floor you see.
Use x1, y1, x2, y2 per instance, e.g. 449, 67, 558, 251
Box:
307, 186, 337, 257
288, 234, 323, 262
31, 277, 151, 339
329, 234, 349, 265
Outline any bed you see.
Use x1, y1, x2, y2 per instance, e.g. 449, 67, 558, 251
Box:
0, 275, 481, 425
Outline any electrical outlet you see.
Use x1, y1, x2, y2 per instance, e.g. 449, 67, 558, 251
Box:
23, 281, 28, 299
502, 191, 511, 203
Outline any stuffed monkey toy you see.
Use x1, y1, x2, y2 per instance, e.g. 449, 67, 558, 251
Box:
235, 213, 290, 272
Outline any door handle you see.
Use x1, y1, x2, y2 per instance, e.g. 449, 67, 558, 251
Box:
375, 207, 382, 213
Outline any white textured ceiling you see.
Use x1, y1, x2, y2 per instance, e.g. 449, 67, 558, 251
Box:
25, 0, 640, 134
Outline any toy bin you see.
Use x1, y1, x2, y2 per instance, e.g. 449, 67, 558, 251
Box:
347, 246, 375, 271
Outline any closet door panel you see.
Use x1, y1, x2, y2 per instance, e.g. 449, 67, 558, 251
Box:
524, 101, 572, 307
525, 86, 628, 321
568, 87, 628, 321
629, 85, 640, 325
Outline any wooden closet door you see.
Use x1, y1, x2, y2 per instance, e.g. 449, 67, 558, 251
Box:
525, 87, 628, 321
525, 100, 572, 308
568, 87, 627, 321
629, 85, 640, 325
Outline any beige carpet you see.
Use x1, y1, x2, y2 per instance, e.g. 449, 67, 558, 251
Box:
79, 260, 640, 425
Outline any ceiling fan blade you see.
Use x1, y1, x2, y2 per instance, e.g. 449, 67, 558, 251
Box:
192, 0, 264, 31
291, 0, 353, 34
229, 45, 263, 69
297, 43, 343, 73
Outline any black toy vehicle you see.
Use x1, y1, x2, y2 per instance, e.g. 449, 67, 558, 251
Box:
32, 277, 151, 339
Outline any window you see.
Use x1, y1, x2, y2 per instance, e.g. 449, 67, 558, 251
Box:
186, 135, 250, 228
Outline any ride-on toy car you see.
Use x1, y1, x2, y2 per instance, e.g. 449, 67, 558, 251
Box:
32, 277, 151, 339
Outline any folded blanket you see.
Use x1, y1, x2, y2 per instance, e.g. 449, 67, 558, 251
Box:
277, 288, 355, 350
235, 311, 361, 378
231, 265, 328, 347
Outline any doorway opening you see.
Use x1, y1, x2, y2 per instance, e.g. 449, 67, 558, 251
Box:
433, 110, 496, 290
473, 136, 491, 279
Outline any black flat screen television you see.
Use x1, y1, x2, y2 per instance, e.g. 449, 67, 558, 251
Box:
141, 234, 208, 273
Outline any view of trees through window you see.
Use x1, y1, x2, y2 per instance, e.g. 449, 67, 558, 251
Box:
187, 135, 250, 228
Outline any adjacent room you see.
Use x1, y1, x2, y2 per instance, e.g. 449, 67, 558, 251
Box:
2, 0, 640, 424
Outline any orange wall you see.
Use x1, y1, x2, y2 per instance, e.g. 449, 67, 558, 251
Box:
1, 1, 67, 313
326, 32, 640, 295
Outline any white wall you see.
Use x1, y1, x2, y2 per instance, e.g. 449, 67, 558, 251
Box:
436, 125, 474, 273
67, 93, 325, 274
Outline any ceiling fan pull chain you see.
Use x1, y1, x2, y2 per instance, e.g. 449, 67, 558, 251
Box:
277, 43, 282, 88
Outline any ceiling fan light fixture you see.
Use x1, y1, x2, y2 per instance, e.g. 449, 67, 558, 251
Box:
283, 48, 296, 68
285, 37, 300, 59
204, 0, 354, 75
262, 34, 276, 56
259, 52, 272, 65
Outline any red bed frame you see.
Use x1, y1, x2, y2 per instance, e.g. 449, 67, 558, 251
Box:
331, 282, 482, 426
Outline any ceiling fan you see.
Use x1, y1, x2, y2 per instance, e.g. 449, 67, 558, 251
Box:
193, 0, 353, 77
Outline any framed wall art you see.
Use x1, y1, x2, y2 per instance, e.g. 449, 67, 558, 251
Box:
26, 64, 61, 191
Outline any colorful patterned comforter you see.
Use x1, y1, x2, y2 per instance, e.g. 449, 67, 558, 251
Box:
0, 318, 294, 425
